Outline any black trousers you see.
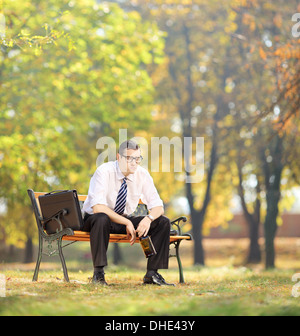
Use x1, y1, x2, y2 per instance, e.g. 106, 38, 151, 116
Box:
82, 213, 170, 270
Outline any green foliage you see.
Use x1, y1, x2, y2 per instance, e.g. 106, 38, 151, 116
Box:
0, 0, 165, 246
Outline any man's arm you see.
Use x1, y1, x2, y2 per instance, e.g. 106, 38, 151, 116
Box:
137, 170, 165, 237
92, 204, 130, 224
135, 206, 164, 238
148, 206, 164, 220
92, 204, 136, 245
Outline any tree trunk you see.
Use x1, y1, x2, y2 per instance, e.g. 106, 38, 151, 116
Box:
191, 210, 205, 265
247, 217, 261, 263
239, 193, 262, 264
262, 135, 284, 269
23, 237, 33, 264
113, 244, 123, 265
264, 189, 281, 269
237, 150, 262, 264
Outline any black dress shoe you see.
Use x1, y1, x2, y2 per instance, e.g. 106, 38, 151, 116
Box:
143, 272, 175, 286
92, 272, 108, 285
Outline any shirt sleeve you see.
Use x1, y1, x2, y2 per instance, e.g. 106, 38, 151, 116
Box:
88, 166, 109, 208
141, 171, 164, 210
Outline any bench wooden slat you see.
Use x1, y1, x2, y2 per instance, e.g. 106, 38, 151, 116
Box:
62, 231, 191, 243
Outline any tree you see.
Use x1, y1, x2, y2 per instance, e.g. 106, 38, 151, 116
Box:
114, 0, 300, 268
125, 0, 244, 265
0, 0, 165, 261
230, 0, 300, 268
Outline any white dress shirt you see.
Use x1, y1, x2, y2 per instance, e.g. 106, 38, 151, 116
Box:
82, 161, 164, 216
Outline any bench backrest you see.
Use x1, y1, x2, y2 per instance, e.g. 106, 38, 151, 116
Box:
28, 190, 149, 230
27, 189, 46, 235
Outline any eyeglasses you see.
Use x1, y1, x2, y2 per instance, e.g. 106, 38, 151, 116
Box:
121, 155, 143, 164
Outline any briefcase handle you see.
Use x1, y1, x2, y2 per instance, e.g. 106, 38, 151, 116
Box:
45, 190, 70, 196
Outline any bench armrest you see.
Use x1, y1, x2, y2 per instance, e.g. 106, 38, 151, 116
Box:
170, 216, 187, 235
40, 208, 68, 232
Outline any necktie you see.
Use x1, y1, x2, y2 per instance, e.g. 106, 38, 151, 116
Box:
114, 178, 127, 215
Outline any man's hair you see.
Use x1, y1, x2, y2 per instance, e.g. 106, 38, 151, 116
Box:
118, 140, 140, 155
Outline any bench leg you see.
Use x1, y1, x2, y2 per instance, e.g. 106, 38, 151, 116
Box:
58, 237, 69, 282
33, 235, 43, 282
175, 240, 185, 284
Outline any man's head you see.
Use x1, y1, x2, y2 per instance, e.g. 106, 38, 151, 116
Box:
117, 140, 142, 176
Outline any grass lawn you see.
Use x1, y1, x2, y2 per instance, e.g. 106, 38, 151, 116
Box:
0, 238, 300, 316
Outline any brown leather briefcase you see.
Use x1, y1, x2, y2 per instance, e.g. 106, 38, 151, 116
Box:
38, 190, 83, 234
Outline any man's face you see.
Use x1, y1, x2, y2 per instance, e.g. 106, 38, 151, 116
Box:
117, 148, 141, 175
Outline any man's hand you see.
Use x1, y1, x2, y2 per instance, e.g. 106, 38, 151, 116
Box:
136, 216, 152, 238
126, 220, 136, 245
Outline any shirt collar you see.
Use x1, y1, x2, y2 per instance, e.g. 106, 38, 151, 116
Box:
115, 161, 134, 182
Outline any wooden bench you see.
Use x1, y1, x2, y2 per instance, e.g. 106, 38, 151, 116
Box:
27, 189, 192, 283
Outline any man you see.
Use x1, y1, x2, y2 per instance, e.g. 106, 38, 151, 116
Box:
82, 140, 174, 286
